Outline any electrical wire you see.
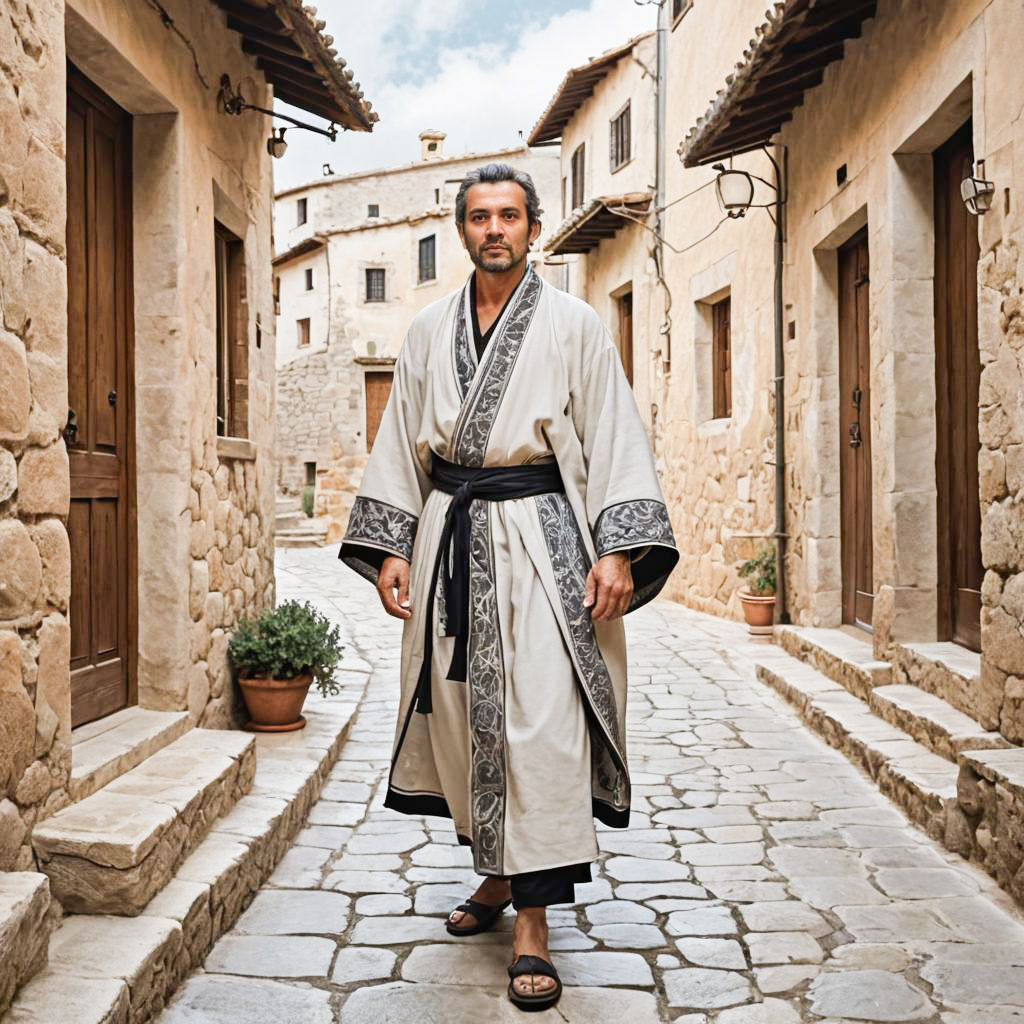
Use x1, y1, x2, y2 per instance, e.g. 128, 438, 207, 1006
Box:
604, 203, 730, 255
144, 0, 211, 90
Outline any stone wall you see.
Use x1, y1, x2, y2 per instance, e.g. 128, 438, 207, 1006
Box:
0, 0, 72, 871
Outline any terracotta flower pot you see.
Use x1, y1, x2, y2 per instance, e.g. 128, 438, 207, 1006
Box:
239, 673, 312, 732
739, 589, 776, 637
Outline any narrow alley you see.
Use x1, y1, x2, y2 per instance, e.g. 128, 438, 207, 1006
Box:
158, 546, 1024, 1023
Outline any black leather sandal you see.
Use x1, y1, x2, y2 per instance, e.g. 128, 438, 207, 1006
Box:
507, 954, 562, 1012
445, 897, 512, 936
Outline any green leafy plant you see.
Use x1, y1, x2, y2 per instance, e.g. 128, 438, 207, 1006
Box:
738, 546, 777, 596
228, 601, 343, 697
302, 485, 315, 518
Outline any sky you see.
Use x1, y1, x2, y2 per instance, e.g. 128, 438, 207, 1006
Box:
271, 0, 657, 192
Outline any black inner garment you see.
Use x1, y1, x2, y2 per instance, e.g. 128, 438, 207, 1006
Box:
470, 272, 519, 361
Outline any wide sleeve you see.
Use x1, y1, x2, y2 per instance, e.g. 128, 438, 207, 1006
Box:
573, 317, 679, 611
338, 331, 430, 585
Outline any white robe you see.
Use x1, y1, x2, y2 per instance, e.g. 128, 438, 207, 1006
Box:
340, 267, 678, 876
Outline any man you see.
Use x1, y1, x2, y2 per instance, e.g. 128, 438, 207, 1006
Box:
340, 164, 677, 1010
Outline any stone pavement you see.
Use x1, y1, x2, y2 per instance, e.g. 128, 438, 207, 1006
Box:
157, 545, 1024, 1023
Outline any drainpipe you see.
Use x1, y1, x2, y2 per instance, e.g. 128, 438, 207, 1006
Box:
764, 146, 789, 623
653, 1, 671, 376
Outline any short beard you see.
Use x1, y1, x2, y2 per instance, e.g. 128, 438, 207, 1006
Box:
469, 243, 523, 274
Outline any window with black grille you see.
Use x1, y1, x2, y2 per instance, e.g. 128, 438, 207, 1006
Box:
610, 102, 631, 172
365, 268, 386, 302
418, 235, 436, 283
571, 143, 586, 210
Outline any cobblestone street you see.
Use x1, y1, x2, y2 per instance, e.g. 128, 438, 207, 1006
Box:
158, 546, 1024, 1023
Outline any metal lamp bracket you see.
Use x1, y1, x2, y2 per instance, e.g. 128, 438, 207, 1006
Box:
218, 75, 340, 141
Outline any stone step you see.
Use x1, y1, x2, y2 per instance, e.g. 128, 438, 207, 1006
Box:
776, 624, 892, 700
31, 729, 257, 916
868, 684, 1012, 762
8, 699, 360, 1024
70, 708, 192, 803
756, 650, 958, 843
0, 873, 57, 1017
891, 641, 989, 730
275, 529, 327, 548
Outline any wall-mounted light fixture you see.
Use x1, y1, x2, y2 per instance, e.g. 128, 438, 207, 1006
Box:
218, 75, 339, 159
713, 166, 755, 218
961, 159, 995, 216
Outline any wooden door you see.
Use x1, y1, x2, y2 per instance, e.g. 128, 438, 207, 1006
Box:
617, 291, 634, 386
364, 371, 393, 451
838, 228, 874, 628
934, 121, 982, 652
67, 65, 136, 727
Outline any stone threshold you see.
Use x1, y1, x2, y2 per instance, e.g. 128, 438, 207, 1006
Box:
33, 730, 257, 916
776, 624, 892, 700
755, 645, 1024, 909
7, 699, 360, 1024
70, 708, 192, 803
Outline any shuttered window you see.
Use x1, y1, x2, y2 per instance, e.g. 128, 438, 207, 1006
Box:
418, 235, 436, 283
610, 103, 631, 172
215, 221, 247, 438
571, 144, 586, 210
297, 317, 310, 347
712, 296, 732, 419
365, 268, 386, 302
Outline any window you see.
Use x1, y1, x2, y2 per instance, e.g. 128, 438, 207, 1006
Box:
561, 176, 567, 218
304, 267, 314, 290
672, 0, 693, 24
434, 188, 440, 204
297, 317, 310, 347
712, 296, 732, 418
418, 234, 436, 283
273, 275, 280, 315
305, 461, 316, 487
364, 371, 394, 451
571, 144, 586, 210
296, 197, 307, 225
214, 221, 247, 438
610, 102, 631, 172
365, 268, 386, 302
368, 204, 379, 218
617, 291, 634, 386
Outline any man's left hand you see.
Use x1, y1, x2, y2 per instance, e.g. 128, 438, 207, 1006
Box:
584, 552, 633, 622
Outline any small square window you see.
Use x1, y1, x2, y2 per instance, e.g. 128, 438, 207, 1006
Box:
297, 317, 310, 347
296, 197, 307, 226
304, 267, 314, 290
365, 268, 386, 302
368, 204, 379, 218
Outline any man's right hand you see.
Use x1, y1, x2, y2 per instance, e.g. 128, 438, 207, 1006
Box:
377, 556, 412, 619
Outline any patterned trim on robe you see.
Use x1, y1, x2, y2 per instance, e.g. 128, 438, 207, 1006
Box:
452, 286, 475, 401
534, 492, 630, 815
342, 496, 418, 583
467, 500, 507, 874
594, 498, 679, 612
453, 268, 542, 467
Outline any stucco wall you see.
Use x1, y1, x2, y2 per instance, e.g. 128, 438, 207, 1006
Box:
657, 0, 778, 618
276, 247, 330, 368
0, 0, 281, 866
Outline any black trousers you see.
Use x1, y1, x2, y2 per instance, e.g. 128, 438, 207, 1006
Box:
505, 862, 592, 909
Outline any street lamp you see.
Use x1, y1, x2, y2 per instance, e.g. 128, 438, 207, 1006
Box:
712, 165, 755, 218
961, 159, 994, 215
267, 128, 288, 160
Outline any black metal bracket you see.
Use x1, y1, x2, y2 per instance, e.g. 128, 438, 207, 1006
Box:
218, 75, 339, 141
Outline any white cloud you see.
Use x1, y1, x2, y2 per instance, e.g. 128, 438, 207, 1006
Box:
273, 0, 655, 191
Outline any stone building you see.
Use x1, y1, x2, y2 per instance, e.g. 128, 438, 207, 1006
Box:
529, 33, 660, 442
666, 0, 1024, 907
272, 139, 560, 539
0, 0, 374, 1017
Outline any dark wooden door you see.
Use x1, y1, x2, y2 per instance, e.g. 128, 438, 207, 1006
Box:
934, 121, 982, 652
838, 228, 873, 628
67, 65, 136, 727
364, 371, 394, 451
617, 291, 634, 386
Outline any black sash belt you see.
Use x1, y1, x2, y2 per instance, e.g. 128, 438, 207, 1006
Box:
414, 455, 564, 715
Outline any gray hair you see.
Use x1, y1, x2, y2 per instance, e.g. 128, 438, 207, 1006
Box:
455, 164, 542, 229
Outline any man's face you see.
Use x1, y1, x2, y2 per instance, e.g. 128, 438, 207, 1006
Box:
458, 181, 541, 274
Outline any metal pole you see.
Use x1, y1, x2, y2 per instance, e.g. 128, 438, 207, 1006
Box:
770, 148, 788, 623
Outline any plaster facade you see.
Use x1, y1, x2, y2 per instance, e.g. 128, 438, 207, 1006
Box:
273, 144, 560, 537
0, 0, 309, 870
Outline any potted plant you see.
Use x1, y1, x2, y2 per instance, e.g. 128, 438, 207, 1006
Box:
228, 600, 344, 732
737, 546, 777, 636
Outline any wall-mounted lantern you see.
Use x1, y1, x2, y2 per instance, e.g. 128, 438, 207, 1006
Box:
961, 159, 994, 216
267, 128, 288, 160
712, 165, 755, 218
